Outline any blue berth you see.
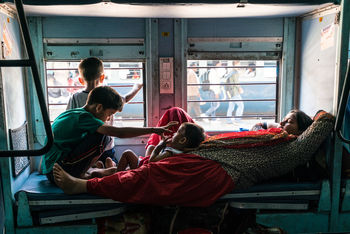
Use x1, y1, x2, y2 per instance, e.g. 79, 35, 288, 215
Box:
15, 172, 129, 225
14, 171, 331, 228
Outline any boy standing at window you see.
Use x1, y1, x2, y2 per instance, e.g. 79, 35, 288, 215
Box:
43, 86, 174, 183
66, 57, 143, 165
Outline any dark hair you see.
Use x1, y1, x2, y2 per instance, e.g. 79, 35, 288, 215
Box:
78, 57, 104, 82
182, 122, 206, 148
290, 109, 313, 132
87, 86, 123, 111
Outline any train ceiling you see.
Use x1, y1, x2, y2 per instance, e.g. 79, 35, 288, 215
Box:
1, 0, 338, 18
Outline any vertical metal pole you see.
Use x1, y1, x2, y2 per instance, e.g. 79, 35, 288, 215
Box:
280, 17, 296, 118
145, 19, 159, 127
174, 18, 187, 109
330, 0, 350, 231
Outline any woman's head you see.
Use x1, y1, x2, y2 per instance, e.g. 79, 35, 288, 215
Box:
278, 110, 313, 135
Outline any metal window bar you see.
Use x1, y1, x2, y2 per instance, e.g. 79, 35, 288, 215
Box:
188, 99, 276, 103
189, 65, 276, 69
47, 85, 139, 88
187, 82, 276, 85
0, 0, 53, 157
335, 61, 350, 144
46, 67, 143, 70
194, 115, 276, 119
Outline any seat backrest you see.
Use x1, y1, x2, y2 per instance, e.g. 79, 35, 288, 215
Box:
9, 122, 30, 177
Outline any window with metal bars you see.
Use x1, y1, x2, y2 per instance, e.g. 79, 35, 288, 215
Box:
46, 61, 145, 127
187, 60, 278, 131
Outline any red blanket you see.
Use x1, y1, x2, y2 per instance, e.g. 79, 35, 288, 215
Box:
87, 154, 234, 207
200, 128, 296, 149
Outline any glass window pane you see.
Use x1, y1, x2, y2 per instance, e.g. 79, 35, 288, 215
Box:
46, 61, 145, 125
49, 104, 67, 121
187, 59, 277, 131
104, 62, 143, 83
47, 87, 78, 104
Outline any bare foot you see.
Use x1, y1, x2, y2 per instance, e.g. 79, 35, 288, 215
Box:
105, 157, 116, 168
53, 163, 87, 195
90, 167, 118, 178
94, 160, 104, 169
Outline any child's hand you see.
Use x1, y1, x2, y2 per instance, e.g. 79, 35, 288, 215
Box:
153, 127, 172, 135
153, 121, 178, 135
134, 83, 143, 90
250, 123, 264, 131
164, 121, 178, 130
159, 136, 171, 147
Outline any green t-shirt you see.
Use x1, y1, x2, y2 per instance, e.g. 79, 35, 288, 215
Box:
41, 108, 105, 174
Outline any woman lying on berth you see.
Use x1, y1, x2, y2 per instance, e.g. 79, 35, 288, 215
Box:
53, 107, 334, 207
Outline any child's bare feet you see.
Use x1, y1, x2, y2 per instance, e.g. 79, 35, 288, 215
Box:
94, 160, 104, 168
53, 163, 87, 195
105, 157, 116, 168
90, 167, 118, 178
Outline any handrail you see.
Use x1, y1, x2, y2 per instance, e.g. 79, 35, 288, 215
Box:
334, 61, 350, 144
0, 0, 53, 157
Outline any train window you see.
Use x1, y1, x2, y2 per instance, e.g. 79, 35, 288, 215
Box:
46, 61, 144, 127
187, 60, 277, 131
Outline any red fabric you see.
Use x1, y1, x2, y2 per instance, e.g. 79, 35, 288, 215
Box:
137, 155, 149, 167
201, 127, 296, 149
204, 127, 286, 141
87, 154, 234, 207
145, 107, 195, 150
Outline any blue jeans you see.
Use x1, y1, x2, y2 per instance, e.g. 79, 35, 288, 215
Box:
200, 89, 220, 117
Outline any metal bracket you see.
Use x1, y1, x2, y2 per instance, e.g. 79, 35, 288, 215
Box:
17, 191, 33, 227
341, 179, 350, 211
318, 180, 332, 212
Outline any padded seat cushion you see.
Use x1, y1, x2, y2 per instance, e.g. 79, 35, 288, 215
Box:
15, 172, 118, 202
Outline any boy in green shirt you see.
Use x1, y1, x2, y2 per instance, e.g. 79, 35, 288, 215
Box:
66, 57, 143, 166
42, 86, 175, 182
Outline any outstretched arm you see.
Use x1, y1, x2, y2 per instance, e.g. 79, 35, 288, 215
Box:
124, 83, 143, 103
288, 111, 334, 159
251, 122, 279, 131
97, 125, 170, 138
97, 121, 179, 138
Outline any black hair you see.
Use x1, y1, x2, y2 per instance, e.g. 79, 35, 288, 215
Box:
87, 86, 123, 111
182, 122, 206, 148
290, 109, 313, 132
78, 57, 104, 82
